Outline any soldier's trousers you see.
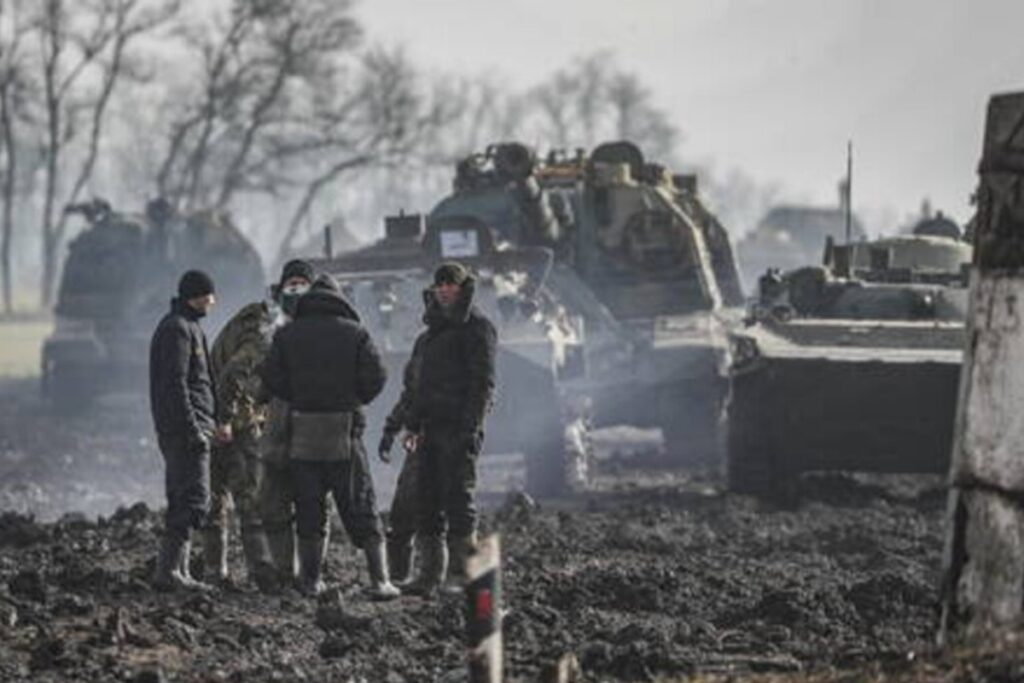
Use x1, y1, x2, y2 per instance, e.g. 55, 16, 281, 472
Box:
158, 435, 210, 542
292, 443, 384, 549
259, 460, 299, 540
417, 424, 480, 539
387, 447, 420, 545
208, 436, 263, 534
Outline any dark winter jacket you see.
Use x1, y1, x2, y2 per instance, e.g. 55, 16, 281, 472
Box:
401, 276, 497, 433
259, 284, 386, 413
149, 298, 218, 446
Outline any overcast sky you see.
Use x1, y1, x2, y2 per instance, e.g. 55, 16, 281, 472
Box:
358, 0, 1024, 234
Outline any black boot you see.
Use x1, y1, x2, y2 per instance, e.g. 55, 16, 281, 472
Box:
387, 534, 415, 585
297, 537, 326, 597
241, 527, 275, 591
179, 538, 212, 591
153, 534, 187, 591
443, 531, 478, 595
153, 534, 211, 592
364, 541, 400, 601
203, 526, 229, 583
264, 526, 297, 589
402, 535, 448, 598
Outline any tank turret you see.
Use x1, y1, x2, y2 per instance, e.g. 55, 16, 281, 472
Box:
423, 140, 747, 469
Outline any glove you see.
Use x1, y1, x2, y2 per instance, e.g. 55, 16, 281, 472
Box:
378, 430, 396, 463
189, 431, 211, 455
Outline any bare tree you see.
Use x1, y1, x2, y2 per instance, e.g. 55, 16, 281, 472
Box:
32, 0, 180, 307
532, 74, 576, 149
149, 1, 445, 264
0, 0, 31, 314
154, 0, 363, 212
606, 72, 678, 156
272, 47, 445, 260
525, 52, 681, 160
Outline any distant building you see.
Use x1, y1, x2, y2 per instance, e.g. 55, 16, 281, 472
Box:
737, 192, 866, 289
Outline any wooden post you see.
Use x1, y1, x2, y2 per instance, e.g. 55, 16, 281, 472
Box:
940, 90, 1024, 642
466, 534, 503, 683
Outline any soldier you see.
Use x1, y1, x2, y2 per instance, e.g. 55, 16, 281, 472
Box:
260, 274, 399, 599
257, 260, 317, 588
389, 262, 497, 597
203, 296, 277, 588
149, 270, 227, 591
378, 346, 424, 585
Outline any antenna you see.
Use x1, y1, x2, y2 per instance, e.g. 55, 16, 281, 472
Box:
845, 140, 853, 244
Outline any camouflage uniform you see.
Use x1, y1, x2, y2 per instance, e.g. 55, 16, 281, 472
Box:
205, 302, 273, 584
258, 397, 298, 584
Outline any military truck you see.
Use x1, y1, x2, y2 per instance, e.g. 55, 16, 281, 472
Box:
41, 199, 264, 412
429, 141, 745, 467
311, 211, 597, 497
727, 219, 972, 498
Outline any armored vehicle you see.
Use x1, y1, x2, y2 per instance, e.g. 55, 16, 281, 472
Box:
429, 141, 745, 467
42, 199, 264, 411
311, 212, 597, 497
727, 220, 971, 497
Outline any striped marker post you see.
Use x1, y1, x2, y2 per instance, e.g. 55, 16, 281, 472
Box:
466, 534, 503, 683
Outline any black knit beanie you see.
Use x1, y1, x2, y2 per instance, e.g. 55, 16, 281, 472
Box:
279, 259, 315, 287
178, 269, 215, 299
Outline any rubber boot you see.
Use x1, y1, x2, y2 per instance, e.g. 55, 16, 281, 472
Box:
241, 527, 275, 591
154, 534, 211, 592
387, 533, 415, 585
443, 532, 478, 595
179, 538, 213, 591
265, 527, 297, 588
402, 535, 448, 598
203, 526, 229, 583
297, 537, 326, 597
153, 534, 188, 591
364, 541, 401, 601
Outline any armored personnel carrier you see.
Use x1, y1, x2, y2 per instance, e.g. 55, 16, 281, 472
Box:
41, 199, 264, 411
429, 141, 744, 467
727, 221, 972, 498
311, 212, 598, 497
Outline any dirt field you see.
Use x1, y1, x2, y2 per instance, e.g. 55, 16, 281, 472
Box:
1, 377, 1022, 683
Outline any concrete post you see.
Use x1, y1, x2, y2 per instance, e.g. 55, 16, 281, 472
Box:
940, 90, 1024, 642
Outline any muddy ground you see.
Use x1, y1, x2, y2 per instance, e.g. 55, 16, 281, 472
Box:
2, 378, 1023, 683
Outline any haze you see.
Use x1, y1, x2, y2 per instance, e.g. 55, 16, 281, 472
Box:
360, 0, 1024, 233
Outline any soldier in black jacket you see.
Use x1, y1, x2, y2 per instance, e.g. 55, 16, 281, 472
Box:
385, 262, 497, 596
149, 270, 228, 591
259, 275, 397, 598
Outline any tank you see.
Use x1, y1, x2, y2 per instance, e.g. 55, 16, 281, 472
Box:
727, 221, 971, 498
311, 212, 598, 497
428, 141, 744, 468
41, 199, 264, 411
